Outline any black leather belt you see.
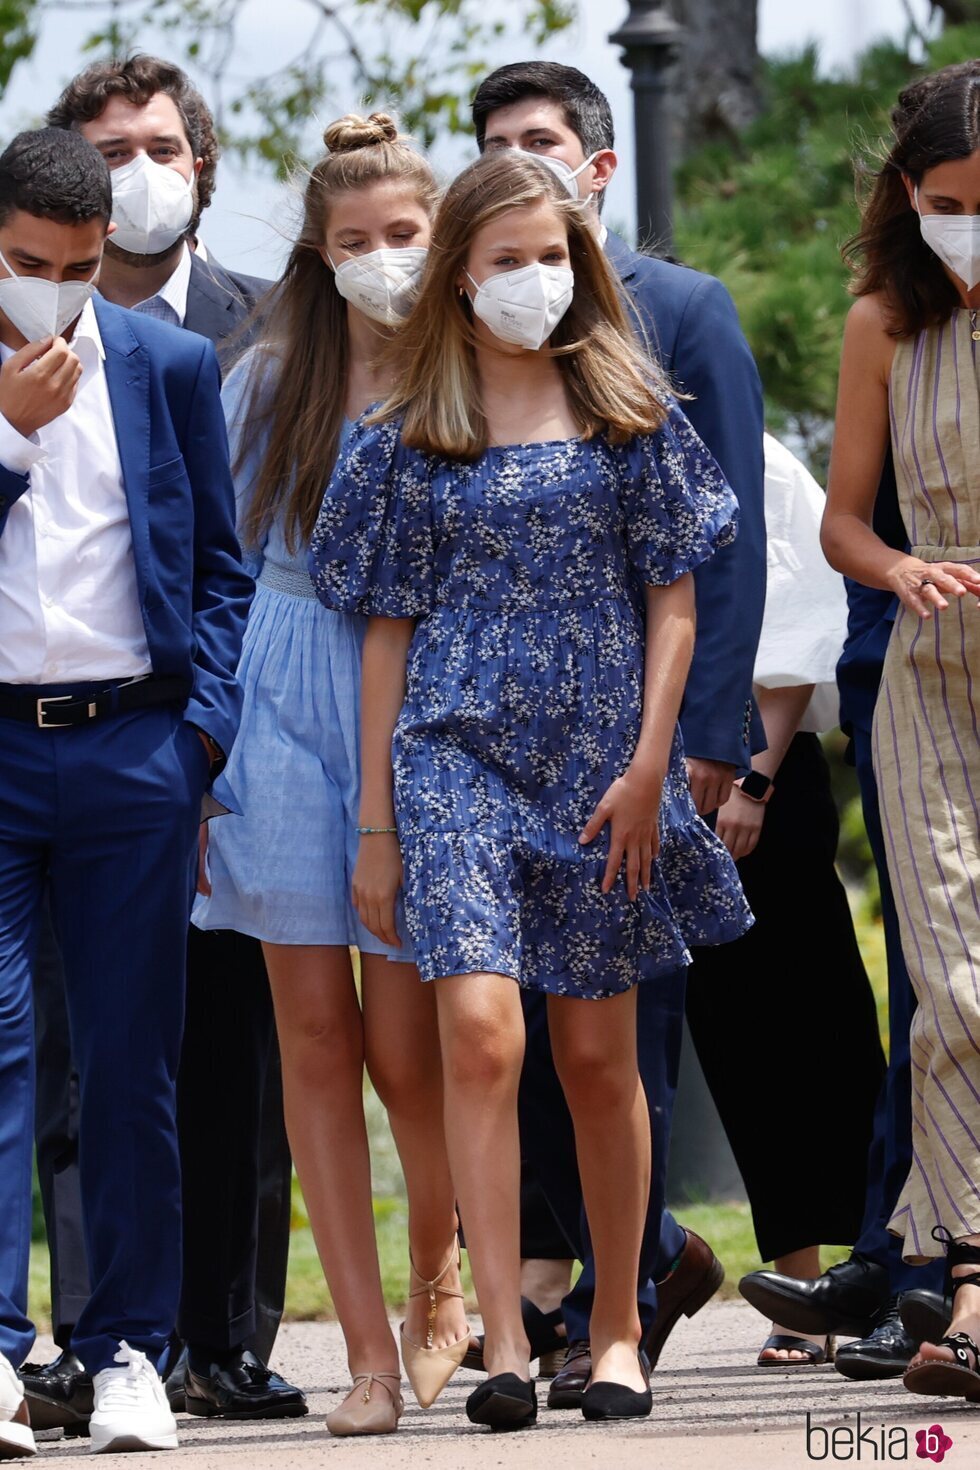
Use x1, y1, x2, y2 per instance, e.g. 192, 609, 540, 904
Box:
0, 676, 190, 729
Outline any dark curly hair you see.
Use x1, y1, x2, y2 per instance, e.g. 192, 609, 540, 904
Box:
845, 60, 980, 336
0, 127, 112, 228
46, 54, 218, 234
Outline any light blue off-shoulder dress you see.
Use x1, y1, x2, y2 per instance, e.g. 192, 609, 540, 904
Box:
192, 352, 409, 957
309, 404, 752, 996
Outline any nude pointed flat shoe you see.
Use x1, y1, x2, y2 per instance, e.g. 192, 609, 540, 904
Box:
399, 1242, 470, 1408
324, 1373, 403, 1436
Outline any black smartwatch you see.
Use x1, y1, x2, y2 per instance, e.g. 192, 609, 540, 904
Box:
734, 771, 774, 804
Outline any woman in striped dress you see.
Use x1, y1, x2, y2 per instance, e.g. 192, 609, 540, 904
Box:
822, 61, 980, 1403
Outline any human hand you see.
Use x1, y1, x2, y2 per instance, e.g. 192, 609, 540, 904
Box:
579, 763, 664, 900
0, 337, 82, 439
686, 757, 737, 816
884, 554, 980, 619
196, 823, 211, 897
352, 833, 403, 948
715, 789, 765, 861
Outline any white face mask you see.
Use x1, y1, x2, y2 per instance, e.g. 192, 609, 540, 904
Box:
466, 262, 574, 350
109, 153, 195, 256
0, 248, 99, 342
522, 149, 598, 201
328, 247, 428, 326
916, 186, 980, 290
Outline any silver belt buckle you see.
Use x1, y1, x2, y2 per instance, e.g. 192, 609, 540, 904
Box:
36, 694, 75, 728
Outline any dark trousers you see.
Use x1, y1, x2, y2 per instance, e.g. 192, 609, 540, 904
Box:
686, 734, 885, 1262
33, 896, 292, 1361
1, 705, 202, 1372
518, 964, 689, 1344
177, 927, 291, 1355
849, 729, 944, 1294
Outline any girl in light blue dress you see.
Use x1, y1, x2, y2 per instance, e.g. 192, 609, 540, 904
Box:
193, 113, 471, 1436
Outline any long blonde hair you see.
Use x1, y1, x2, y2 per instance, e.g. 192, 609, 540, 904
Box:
372, 150, 670, 458
238, 112, 439, 552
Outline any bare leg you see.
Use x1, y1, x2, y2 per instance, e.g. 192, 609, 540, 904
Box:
547, 988, 648, 1393
263, 943, 398, 1380
520, 1259, 573, 1319
361, 955, 468, 1350
434, 972, 530, 1379
911, 1233, 980, 1371
758, 1246, 826, 1361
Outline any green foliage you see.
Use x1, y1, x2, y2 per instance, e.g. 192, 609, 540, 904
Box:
12, 0, 573, 170
673, 27, 980, 475
0, 0, 38, 95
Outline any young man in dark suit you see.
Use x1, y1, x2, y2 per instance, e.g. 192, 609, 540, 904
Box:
0, 126, 250, 1456
21, 57, 302, 1434
468, 62, 767, 1404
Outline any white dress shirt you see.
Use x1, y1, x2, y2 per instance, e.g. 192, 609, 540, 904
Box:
131, 242, 193, 327
755, 433, 848, 734
0, 299, 152, 684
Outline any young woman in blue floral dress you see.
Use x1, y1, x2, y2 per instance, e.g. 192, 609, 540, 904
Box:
310, 150, 751, 1429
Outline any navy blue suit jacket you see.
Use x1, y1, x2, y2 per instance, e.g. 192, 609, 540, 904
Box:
0, 296, 252, 758
185, 252, 269, 355
605, 233, 766, 769
836, 450, 907, 741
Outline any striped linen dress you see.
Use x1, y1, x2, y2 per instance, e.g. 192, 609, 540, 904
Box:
873, 309, 980, 1262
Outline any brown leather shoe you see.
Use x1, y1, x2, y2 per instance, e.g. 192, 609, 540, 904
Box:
546, 1340, 591, 1410
644, 1229, 724, 1369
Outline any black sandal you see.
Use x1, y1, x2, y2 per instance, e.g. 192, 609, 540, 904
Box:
904, 1230, 980, 1402
757, 1333, 834, 1368
462, 1298, 565, 1373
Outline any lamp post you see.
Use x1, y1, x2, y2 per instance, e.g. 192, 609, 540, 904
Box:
609, 2, 685, 253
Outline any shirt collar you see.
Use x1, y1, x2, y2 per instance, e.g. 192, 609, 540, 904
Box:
131, 242, 193, 324
71, 296, 105, 360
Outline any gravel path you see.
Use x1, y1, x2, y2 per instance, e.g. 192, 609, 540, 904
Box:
27, 1303, 980, 1467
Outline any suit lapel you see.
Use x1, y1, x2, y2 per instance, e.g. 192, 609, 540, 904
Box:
95, 296, 153, 598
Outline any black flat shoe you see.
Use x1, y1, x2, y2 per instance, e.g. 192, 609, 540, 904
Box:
465, 1373, 537, 1431
462, 1298, 565, 1373
581, 1377, 652, 1421
184, 1350, 308, 1420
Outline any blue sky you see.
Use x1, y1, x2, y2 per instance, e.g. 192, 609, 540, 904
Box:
0, 0, 937, 276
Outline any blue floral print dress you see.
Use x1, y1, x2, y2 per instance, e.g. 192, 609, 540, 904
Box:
309, 401, 752, 998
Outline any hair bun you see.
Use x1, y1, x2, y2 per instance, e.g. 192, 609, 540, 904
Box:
322, 111, 400, 153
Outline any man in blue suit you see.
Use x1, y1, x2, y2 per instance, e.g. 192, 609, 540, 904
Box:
470, 63, 766, 1402
0, 127, 250, 1457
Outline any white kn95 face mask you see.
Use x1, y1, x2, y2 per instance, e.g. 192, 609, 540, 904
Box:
109, 153, 195, 256
916, 186, 980, 291
328, 247, 428, 326
466, 262, 574, 351
0, 249, 99, 342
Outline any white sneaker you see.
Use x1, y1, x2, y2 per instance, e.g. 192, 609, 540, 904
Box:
89, 1343, 178, 1454
0, 1352, 36, 1459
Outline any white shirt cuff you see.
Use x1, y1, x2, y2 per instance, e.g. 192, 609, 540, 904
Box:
0, 413, 45, 475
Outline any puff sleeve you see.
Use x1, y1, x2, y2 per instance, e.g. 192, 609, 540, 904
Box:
309, 415, 436, 618
615, 399, 739, 586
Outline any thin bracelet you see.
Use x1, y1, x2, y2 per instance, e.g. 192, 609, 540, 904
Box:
356, 825, 398, 835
